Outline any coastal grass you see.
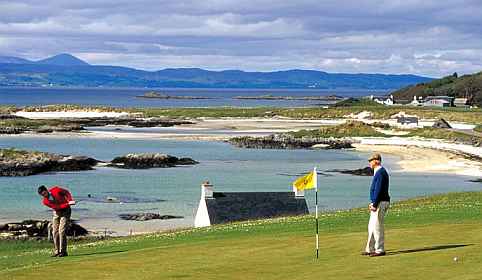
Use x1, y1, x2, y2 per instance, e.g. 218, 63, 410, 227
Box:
288, 121, 386, 138
279, 122, 482, 144
2, 104, 482, 124
136, 106, 482, 124
475, 125, 482, 133
0, 118, 77, 129
406, 127, 482, 144
1, 191, 481, 279
0, 148, 48, 161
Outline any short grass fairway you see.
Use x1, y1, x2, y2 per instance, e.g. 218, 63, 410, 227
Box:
1, 192, 481, 280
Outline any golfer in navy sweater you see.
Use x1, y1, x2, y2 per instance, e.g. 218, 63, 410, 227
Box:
363, 153, 390, 257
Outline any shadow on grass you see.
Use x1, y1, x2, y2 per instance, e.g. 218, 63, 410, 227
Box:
387, 244, 473, 256
71, 250, 126, 257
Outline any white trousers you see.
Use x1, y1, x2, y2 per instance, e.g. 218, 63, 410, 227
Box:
365, 201, 390, 253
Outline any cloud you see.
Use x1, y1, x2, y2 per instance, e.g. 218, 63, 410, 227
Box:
0, 0, 482, 77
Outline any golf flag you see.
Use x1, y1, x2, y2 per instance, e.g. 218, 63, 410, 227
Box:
293, 170, 315, 191
293, 167, 320, 259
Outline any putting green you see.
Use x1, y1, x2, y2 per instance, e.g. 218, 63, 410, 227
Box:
1, 191, 481, 280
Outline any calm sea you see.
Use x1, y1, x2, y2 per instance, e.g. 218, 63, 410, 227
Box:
0, 87, 388, 108
0, 136, 480, 235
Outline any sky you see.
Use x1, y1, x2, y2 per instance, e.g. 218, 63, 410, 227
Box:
0, 0, 481, 77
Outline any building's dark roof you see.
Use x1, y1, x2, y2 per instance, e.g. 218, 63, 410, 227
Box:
425, 96, 454, 100
206, 192, 309, 225
432, 118, 452, 129
397, 116, 418, 123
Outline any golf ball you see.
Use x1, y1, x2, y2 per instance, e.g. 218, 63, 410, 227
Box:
453, 257, 458, 262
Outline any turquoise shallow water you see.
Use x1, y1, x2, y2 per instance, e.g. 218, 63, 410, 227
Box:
0, 135, 480, 234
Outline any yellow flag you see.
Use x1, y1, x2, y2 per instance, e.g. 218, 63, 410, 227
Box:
293, 171, 315, 191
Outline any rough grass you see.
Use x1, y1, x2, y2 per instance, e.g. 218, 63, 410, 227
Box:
288, 121, 386, 138
282, 122, 482, 145
2, 105, 482, 123
406, 127, 482, 144
0, 148, 47, 161
1, 191, 481, 280
0, 118, 74, 129
135, 106, 482, 123
475, 125, 482, 133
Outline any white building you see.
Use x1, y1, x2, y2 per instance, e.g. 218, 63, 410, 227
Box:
194, 182, 309, 228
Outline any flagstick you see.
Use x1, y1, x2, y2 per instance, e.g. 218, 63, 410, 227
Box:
314, 166, 319, 259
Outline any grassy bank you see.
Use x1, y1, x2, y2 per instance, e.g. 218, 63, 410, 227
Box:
0, 148, 47, 160
282, 121, 482, 145
2, 104, 482, 124
475, 125, 482, 133
136, 106, 482, 123
407, 127, 482, 144
1, 191, 481, 279
287, 121, 386, 138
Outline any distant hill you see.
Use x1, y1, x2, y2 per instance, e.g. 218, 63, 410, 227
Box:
36, 53, 90, 66
0, 53, 432, 89
391, 71, 482, 106
0, 56, 32, 64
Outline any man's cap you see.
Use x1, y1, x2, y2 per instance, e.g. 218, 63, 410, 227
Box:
368, 153, 382, 162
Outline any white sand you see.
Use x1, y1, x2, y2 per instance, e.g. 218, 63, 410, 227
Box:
14, 111, 132, 119
354, 138, 482, 177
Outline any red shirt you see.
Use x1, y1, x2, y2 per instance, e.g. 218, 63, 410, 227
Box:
42, 186, 73, 211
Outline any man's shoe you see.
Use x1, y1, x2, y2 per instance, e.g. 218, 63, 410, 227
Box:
369, 252, 386, 257
58, 252, 68, 257
361, 252, 371, 256
50, 252, 60, 257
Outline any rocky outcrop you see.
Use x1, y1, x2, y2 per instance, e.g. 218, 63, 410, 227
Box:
0, 149, 99, 176
137, 91, 214, 100
228, 134, 353, 150
0, 127, 25, 134
34, 124, 84, 133
109, 153, 199, 169
119, 213, 184, 221
0, 116, 194, 135
0, 220, 88, 239
326, 167, 374, 176
71, 117, 193, 128
1, 149, 198, 176
0, 114, 25, 120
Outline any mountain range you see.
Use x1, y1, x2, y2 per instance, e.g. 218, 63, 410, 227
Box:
0, 54, 432, 89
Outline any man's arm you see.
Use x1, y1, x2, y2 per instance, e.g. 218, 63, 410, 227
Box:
371, 175, 383, 208
59, 188, 75, 207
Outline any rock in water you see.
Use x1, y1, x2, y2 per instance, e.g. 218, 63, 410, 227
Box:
119, 213, 184, 221
326, 167, 374, 176
0, 149, 99, 177
0, 220, 88, 238
109, 153, 198, 169
229, 134, 353, 149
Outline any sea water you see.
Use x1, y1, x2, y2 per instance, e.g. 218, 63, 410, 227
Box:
0, 136, 480, 235
0, 87, 387, 108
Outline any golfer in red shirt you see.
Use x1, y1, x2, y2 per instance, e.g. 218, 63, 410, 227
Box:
38, 185, 76, 257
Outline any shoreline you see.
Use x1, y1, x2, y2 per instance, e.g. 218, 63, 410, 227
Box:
2, 120, 481, 176
2, 117, 481, 236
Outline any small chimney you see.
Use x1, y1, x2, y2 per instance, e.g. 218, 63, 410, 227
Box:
201, 181, 214, 199
292, 185, 304, 198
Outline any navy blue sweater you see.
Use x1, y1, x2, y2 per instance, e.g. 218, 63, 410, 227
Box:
370, 167, 390, 207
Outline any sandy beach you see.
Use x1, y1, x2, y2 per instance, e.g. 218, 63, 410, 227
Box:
4, 118, 481, 177
354, 143, 482, 177
3, 115, 481, 177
